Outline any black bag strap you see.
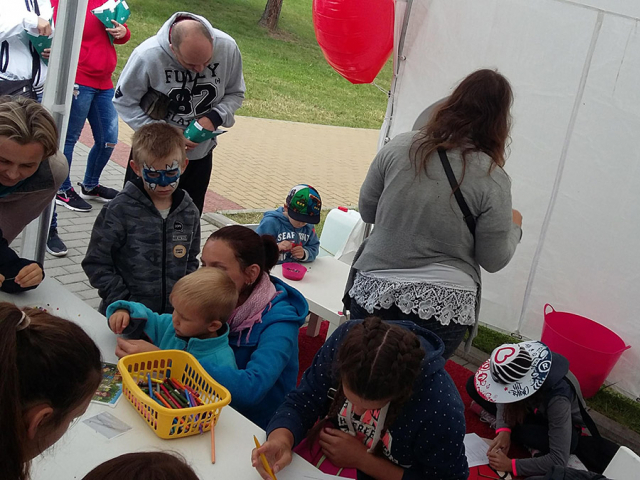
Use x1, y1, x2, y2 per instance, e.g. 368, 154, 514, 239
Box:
437, 148, 476, 238
563, 377, 602, 439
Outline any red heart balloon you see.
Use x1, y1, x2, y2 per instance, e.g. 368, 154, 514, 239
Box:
313, 0, 394, 84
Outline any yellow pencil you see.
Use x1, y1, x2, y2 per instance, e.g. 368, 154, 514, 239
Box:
210, 420, 216, 464
253, 435, 277, 480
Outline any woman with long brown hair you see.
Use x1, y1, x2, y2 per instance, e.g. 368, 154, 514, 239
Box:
0, 302, 102, 480
347, 69, 523, 358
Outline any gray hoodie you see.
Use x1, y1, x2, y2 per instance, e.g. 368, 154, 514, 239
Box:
113, 12, 245, 160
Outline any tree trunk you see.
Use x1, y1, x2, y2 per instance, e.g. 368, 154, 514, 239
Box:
259, 0, 284, 31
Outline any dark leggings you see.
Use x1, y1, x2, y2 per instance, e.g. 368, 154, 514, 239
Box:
349, 299, 469, 360
465, 375, 580, 454
124, 148, 213, 215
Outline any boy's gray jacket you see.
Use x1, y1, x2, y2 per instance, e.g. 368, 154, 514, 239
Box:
82, 181, 201, 315
113, 11, 245, 160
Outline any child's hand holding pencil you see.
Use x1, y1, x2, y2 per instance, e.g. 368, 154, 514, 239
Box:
251, 430, 295, 480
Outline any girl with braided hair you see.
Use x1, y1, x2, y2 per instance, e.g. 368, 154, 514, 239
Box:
252, 317, 468, 480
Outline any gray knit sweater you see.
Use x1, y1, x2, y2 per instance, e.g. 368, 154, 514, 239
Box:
353, 131, 521, 343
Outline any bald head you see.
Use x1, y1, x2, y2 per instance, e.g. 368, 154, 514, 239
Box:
170, 19, 214, 73
170, 19, 212, 49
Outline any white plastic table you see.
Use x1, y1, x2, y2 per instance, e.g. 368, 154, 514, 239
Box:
1, 278, 323, 479
272, 256, 351, 337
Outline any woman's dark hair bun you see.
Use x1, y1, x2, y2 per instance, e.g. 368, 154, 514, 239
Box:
261, 234, 279, 273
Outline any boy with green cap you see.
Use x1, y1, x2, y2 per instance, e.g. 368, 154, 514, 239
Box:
256, 184, 322, 264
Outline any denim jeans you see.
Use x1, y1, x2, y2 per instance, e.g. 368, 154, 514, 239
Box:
60, 84, 118, 191
51, 85, 118, 230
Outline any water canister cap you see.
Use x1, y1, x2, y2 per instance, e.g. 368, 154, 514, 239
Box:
338, 206, 348, 212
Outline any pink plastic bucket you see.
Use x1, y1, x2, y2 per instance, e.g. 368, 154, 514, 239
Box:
541, 304, 630, 398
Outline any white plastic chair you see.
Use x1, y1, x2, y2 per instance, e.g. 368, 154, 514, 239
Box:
603, 446, 640, 479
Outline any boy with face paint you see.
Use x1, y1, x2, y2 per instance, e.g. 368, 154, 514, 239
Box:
83, 124, 201, 315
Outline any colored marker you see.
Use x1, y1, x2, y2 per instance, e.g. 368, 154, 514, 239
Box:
253, 436, 277, 480
160, 384, 181, 409
211, 421, 216, 464
155, 392, 173, 409
170, 390, 188, 408
147, 374, 155, 401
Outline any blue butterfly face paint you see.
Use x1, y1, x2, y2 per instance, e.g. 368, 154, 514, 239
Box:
142, 161, 181, 190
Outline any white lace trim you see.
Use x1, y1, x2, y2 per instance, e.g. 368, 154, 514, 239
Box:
349, 272, 477, 326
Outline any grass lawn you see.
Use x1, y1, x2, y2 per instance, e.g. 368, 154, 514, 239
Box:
225, 209, 330, 236
116, 0, 392, 129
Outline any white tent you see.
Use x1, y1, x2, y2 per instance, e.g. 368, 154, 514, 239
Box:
382, 0, 640, 399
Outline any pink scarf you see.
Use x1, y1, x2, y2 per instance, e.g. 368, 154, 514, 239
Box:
227, 273, 278, 344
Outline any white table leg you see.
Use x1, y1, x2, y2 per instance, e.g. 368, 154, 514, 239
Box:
306, 313, 322, 337
326, 314, 348, 339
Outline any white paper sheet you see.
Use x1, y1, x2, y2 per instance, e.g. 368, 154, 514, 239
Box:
464, 433, 490, 468
277, 472, 341, 480
278, 470, 341, 480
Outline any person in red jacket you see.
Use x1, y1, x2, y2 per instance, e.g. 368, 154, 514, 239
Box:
46, 0, 130, 255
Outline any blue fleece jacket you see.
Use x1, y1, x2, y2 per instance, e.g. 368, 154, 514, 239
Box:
256, 207, 320, 263
267, 320, 469, 480
106, 300, 237, 369
201, 276, 308, 429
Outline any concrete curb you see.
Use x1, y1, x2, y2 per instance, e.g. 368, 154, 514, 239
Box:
203, 212, 239, 229
454, 345, 640, 454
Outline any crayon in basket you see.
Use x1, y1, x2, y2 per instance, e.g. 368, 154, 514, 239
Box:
137, 376, 204, 410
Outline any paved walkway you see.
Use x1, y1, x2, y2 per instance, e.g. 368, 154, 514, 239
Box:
22, 116, 378, 307
111, 116, 379, 211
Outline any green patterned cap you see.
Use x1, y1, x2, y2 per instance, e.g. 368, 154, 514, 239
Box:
285, 184, 322, 224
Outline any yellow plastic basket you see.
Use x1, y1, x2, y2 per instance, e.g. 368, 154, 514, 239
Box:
117, 350, 231, 439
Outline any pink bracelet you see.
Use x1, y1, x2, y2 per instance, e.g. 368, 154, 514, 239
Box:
512, 458, 518, 476
495, 428, 511, 433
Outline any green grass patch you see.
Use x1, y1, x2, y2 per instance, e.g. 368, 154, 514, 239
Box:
224, 209, 329, 236
116, 0, 391, 128
471, 324, 521, 353
587, 388, 640, 434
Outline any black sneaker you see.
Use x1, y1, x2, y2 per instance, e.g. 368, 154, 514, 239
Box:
78, 183, 118, 202
46, 228, 68, 257
55, 187, 92, 212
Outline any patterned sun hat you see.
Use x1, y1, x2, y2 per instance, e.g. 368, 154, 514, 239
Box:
474, 341, 553, 404
285, 184, 322, 224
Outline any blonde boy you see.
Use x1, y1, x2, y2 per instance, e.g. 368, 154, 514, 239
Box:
106, 267, 238, 368
82, 123, 201, 315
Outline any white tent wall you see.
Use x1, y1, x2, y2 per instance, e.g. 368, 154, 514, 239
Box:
383, 0, 640, 398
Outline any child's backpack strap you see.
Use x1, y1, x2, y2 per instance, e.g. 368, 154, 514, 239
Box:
564, 374, 621, 473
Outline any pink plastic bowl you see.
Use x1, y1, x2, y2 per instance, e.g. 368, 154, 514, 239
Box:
282, 262, 307, 281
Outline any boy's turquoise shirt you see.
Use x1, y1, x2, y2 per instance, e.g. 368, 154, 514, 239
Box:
106, 300, 237, 369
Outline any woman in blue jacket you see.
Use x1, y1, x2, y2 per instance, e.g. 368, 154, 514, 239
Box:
200, 225, 308, 428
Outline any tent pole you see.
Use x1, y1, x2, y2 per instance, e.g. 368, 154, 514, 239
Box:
20, 0, 88, 263
378, 0, 414, 150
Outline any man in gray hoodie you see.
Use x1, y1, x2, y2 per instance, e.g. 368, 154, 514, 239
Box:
113, 12, 245, 213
